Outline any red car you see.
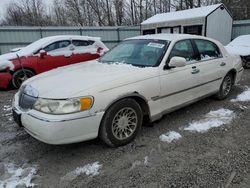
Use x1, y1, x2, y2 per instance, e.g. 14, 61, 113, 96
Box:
0, 35, 108, 89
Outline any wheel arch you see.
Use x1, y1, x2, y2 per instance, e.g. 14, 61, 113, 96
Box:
11, 67, 37, 75
104, 92, 150, 117
227, 68, 237, 85
98, 92, 151, 135
9, 67, 37, 88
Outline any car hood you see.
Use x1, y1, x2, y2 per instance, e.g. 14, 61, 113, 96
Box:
225, 45, 250, 56
23, 60, 157, 99
0, 51, 32, 71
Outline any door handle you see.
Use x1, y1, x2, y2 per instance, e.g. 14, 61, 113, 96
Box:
220, 62, 226, 66
191, 68, 200, 74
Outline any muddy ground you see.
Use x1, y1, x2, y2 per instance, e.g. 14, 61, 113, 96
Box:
0, 70, 250, 188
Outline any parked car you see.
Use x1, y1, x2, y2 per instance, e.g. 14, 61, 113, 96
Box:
12, 34, 243, 147
10, 47, 25, 53
0, 35, 108, 89
225, 35, 250, 69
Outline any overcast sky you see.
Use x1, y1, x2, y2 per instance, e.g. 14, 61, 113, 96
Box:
0, 0, 52, 20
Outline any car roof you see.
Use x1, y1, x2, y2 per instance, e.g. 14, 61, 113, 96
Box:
126, 34, 214, 42
40, 35, 101, 42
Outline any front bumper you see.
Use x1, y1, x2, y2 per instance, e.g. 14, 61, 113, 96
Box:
0, 72, 12, 89
13, 95, 104, 145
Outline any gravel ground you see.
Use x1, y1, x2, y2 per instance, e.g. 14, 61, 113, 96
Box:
0, 70, 250, 188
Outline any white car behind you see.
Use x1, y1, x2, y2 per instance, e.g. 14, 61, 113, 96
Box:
225, 35, 250, 68
12, 34, 243, 147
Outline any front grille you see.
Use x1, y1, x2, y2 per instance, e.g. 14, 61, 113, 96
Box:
19, 93, 37, 110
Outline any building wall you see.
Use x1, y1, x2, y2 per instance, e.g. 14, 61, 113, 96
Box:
0, 26, 140, 55
206, 7, 233, 45
141, 17, 205, 35
232, 20, 250, 39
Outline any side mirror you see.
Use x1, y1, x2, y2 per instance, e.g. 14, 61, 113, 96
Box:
39, 50, 47, 59
168, 57, 186, 68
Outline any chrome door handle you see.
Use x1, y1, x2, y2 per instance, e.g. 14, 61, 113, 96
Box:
220, 62, 226, 66
191, 68, 200, 74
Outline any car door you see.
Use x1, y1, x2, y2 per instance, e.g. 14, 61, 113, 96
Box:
191, 39, 227, 96
158, 39, 201, 113
37, 40, 72, 73
70, 40, 100, 65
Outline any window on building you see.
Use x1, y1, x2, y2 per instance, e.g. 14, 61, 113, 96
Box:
143, 29, 156, 35
183, 25, 202, 35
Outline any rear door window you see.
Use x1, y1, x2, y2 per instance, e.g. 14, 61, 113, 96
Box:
44, 40, 71, 52
194, 39, 222, 60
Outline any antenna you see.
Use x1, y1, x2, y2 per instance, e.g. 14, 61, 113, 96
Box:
16, 54, 27, 80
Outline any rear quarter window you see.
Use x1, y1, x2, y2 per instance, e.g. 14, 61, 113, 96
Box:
72, 40, 95, 47
194, 39, 222, 60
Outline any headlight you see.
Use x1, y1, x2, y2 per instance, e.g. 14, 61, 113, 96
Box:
33, 97, 93, 114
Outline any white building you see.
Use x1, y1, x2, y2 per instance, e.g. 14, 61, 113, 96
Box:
141, 4, 233, 45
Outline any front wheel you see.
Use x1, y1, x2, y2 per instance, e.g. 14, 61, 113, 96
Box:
216, 73, 233, 100
12, 69, 35, 89
99, 98, 143, 147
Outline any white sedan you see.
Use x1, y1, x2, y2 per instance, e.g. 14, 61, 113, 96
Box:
12, 34, 243, 147
225, 35, 250, 69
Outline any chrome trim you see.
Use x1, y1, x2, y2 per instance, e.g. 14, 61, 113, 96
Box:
27, 112, 98, 123
151, 77, 222, 101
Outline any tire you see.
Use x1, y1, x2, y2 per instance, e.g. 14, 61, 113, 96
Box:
99, 98, 143, 147
244, 61, 250, 69
216, 73, 233, 100
12, 69, 35, 89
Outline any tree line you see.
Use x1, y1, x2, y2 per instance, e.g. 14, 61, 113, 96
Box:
1, 0, 250, 26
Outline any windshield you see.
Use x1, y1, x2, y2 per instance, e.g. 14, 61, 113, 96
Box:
17, 38, 54, 55
100, 39, 169, 67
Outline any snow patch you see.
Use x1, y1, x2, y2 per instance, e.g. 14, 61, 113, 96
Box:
142, 4, 222, 25
159, 131, 182, 143
0, 163, 37, 188
184, 108, 235, 133
231, 87, 250, 102
3, 105, 12, 112
144, 156, 149, 166
61, 162, 102, 182
0, 60, 14, 71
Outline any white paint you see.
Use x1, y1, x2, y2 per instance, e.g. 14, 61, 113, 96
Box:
0, 163, 37, 188
206, 6, 233, 45
231, 87, 250, 102
226, 35, 250, 56
13, 34, 243, 145
61, 162, 102, 182
184, 108, 235, 133
159, 131, 182, 143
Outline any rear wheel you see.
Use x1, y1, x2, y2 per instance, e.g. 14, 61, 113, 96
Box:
100, 98, 142, 147
216, 73, 233, 100
12, 69, 35, 89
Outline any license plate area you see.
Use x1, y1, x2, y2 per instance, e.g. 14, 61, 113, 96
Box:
13, 110, 22, 127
